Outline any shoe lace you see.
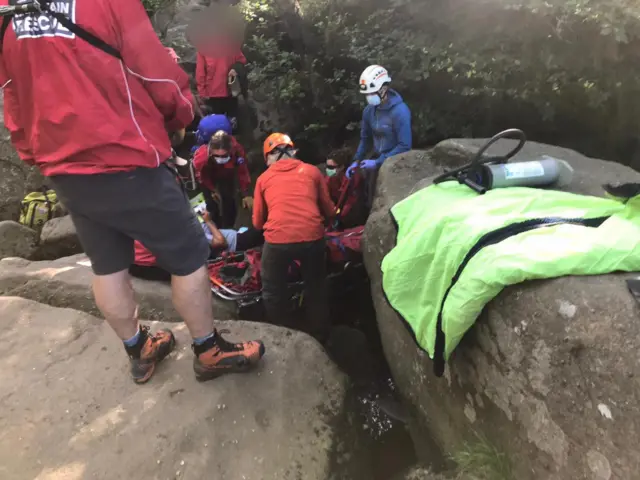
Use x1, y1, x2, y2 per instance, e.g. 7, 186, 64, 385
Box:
215, 334, 244, 352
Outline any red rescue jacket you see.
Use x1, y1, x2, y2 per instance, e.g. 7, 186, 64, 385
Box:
196, 51, 246, 99
0, 0, 194, 176
192, 136, 251, 195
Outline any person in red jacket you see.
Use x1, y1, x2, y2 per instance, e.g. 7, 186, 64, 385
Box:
325, 147, 367, 229
0, 0, 263, 384
253, 133, 336, 343
195, 42, 246, 130
192, 130, 252, 228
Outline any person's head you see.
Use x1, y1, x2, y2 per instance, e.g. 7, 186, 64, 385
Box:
263, 133, 296, 166
326, 147, 353, 177
208, 130, 233, 164
359, 65, 391, 106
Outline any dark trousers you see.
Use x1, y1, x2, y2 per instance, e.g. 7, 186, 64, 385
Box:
362, 166, 380, 211
261, 239, 329, 343
202, 183, 237, 229
205, 97, 239, 120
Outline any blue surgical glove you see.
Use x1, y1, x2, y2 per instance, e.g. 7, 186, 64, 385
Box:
345, 161, 359, 179
359, 159, 378, 170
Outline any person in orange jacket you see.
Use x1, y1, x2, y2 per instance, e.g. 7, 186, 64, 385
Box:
253, 133, 335, 343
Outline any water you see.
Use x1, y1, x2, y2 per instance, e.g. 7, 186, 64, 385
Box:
324, 279, 423, 480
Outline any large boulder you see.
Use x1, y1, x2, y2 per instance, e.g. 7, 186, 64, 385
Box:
33, 215, 83, 260
0, 254, 238, 321
0, 296, 371, 480
0, 221, 37, 260
364, 141, 640, 480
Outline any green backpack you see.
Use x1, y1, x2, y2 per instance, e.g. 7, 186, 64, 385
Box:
19, 188, 60, 229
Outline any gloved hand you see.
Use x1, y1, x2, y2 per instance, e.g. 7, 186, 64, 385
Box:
345, 161, 359, 179
359, 159, 378, 170
242, 196, 254, 210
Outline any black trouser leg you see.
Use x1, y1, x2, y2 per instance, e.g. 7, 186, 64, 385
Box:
218, 183, 237, 228
363, 167, 380, 211
202, 187, 223, 225
298, 239, 330, 343
261, 242, 295, 329
205, 97, 228, 115
235, 228, 264, 251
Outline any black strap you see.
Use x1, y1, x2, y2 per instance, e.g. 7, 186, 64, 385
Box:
41, 185, 53, 221
49, 11, 121, 60
0, 17, 10, 53
0, 2, 121, 60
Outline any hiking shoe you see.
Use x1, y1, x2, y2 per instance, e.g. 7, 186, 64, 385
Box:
192, 331, 265, 382
125, 326, 176, 384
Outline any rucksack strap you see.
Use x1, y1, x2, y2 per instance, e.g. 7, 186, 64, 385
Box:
48, 10, 121, 60
0, 1, 122, 60
0, 17, 10, 52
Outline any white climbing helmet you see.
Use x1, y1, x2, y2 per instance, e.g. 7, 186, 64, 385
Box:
359, 65, 391, 94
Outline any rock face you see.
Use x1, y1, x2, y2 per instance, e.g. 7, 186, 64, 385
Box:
33, 215, 83, 260
0, 254, 239, 321
0, 296, 370, 480
364, 140, 640, 480
0, 92, 46, 222
0, 221, 37, 260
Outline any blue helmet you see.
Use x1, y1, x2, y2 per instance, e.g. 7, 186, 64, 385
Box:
195, 114, 232, 146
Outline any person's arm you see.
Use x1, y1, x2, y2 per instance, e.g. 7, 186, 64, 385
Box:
252, 178, 267, 230
109, 0, 194, 132
353, 107, 373, 162
232, 51, 247, 65
203, 214, 228, 249
192, 146, 208, 188
1, 79, 33, 164
315, 168, 336, 221
375, 103, 412, 165
234, 143, 251, 196
196, 52, 207, 98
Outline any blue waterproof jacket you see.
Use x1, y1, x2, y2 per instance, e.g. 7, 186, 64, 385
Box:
354, 89, 412, 165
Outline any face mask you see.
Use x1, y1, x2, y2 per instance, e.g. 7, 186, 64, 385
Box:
214, 155, 230, 165
366, 94, 381, 106
326, 168, 337, 177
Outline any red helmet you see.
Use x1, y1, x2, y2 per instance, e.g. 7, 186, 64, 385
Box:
263, 133, 294, 160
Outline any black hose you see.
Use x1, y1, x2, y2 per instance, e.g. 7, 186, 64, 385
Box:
433, 129, 527, 187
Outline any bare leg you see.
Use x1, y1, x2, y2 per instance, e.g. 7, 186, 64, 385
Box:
171, 265, 215, 339
92, 269, 138, 340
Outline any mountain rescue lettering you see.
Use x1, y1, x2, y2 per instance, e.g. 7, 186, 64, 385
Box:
13, 0, 76, 40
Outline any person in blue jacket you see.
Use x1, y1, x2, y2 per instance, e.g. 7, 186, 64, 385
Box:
348, 65, 412, 208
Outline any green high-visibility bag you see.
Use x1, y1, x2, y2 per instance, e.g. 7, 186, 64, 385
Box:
382, 182, 640, 376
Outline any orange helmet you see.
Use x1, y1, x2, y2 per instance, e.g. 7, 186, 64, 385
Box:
263, 133, 294, 159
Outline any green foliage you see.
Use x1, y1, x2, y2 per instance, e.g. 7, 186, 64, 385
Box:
240, 0, 640, 164
141, 0, 167, 17
450, 432, 513, 480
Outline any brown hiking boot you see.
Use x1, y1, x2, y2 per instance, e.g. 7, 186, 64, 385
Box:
125, 326, 176, 384
193, 331, 265, 382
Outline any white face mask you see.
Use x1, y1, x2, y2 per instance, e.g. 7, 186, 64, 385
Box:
366, 94, 381, 106
214, 156, 231, 165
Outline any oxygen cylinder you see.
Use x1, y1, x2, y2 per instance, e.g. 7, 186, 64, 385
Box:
482, 155, 574, 189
